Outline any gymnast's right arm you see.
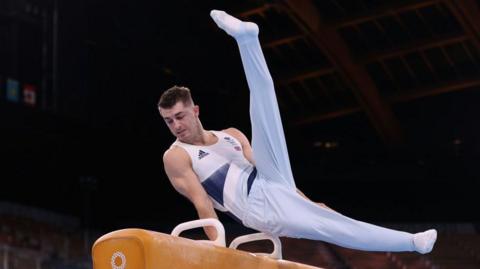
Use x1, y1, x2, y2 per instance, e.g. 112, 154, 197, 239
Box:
163, 147, 219, 241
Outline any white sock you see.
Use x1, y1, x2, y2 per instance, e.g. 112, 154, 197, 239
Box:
210, 9, 259, 43
413, 229, 437, 254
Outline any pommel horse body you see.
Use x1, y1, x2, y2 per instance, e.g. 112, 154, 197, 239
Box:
92, 218, 324, 269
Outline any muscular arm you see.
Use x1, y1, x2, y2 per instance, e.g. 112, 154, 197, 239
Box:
163, 147, 219, 240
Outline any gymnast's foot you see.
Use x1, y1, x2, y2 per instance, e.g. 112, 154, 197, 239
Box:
413, 229, 437, 254
210, 9, 259, 42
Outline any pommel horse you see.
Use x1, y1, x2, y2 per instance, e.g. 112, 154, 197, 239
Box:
92, 218, 324, 269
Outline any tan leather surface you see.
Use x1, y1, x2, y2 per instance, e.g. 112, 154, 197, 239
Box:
92, 229, 322, 269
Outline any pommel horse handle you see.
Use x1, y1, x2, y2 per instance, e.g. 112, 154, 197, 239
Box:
171, 218, 282, 260
171, 218, 226, 247
229, 233, 282, 260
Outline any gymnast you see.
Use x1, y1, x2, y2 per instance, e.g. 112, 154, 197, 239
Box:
158, 10, 437, 254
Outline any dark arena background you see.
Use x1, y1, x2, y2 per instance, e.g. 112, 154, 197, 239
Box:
1, 0, 480, 268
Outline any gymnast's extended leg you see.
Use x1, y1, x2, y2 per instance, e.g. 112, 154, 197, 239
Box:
210, 9, 437, 254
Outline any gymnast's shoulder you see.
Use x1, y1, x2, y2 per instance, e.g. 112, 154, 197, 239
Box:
163, 145, 191, 167
222, 127, 250, 144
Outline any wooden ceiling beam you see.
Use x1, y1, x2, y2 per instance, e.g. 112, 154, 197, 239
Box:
285, 0, 404, 145
389, 77, 480, 103
445, 0, 480, 50
294, 78, 480, 125
264, 34, 305, 48
359, 34, 469, 63
333, 0, 440, 29
278, 67, 336, 86
237, 4, 276, 18
294, 107, 362, 125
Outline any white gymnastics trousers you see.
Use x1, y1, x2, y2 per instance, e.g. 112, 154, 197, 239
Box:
231, 22, 416, 252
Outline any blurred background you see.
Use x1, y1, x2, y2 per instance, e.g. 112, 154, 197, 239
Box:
1, 0, 479, 268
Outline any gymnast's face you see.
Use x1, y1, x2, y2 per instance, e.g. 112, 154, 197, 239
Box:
159, 101, 201, 143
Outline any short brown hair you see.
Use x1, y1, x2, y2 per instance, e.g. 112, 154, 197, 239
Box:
158, 85, 193, 108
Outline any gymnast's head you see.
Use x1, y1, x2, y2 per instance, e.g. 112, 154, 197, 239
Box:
158, 85, 203, 142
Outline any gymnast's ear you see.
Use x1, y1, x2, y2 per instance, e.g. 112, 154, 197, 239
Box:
193, 105, 200, 116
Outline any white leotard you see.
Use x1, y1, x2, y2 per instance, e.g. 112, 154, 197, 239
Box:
171, 130, 256, 221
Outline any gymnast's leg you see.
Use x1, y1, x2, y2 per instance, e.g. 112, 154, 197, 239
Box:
264, 186, 437, 253
210, 10, 296, 190
210, 10, 437, 254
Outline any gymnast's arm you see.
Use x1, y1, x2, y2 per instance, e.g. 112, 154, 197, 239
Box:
163, 147, 219, 241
